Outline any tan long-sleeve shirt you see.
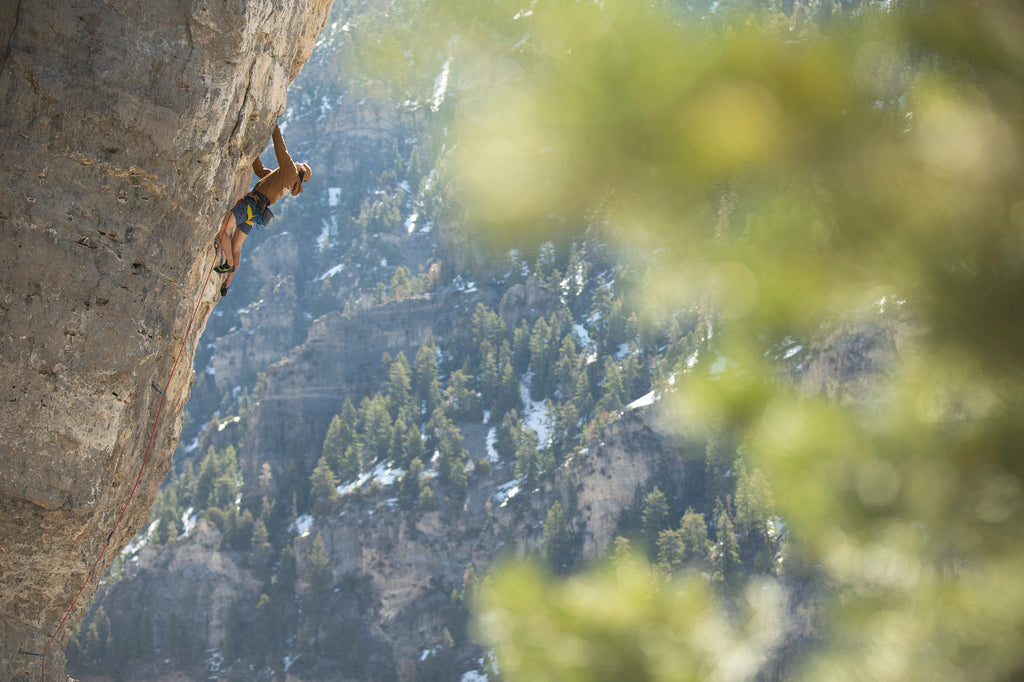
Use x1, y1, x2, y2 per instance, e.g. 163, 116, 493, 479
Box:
250, 125, 304, 205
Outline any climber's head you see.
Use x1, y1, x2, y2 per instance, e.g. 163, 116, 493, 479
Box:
293, 162, 312, 195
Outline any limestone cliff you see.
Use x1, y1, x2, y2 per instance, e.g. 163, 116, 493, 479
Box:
0, 1, 332, 679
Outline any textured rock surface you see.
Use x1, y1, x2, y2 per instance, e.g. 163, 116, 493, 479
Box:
0, 1, 331, 679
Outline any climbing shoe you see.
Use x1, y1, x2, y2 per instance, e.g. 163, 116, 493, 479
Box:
220, 285, 229, 297
214, 263, 235, 274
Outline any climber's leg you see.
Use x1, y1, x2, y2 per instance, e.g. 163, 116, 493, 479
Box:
215, 209, 236, 267
223, 227, 248, 290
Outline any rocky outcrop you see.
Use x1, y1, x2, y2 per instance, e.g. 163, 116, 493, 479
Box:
569, 404, 692, 559
498, 277, 559, 331
240, 295, 448, 505
212, 274, 303, 392
0, 1, 332, 679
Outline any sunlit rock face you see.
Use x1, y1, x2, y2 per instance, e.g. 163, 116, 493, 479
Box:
0, 1, 332, 678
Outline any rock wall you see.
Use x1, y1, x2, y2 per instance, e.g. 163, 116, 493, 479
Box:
0, 1, 332, 679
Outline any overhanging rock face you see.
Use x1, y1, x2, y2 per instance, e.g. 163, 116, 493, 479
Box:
0, 1, 332, 678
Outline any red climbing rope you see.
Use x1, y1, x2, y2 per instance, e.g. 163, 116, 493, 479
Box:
39, 255, 218, 682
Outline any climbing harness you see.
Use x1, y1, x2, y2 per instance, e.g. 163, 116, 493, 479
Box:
35, 255, 219, 681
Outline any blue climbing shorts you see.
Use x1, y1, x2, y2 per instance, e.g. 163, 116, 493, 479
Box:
231, 194, 273, 235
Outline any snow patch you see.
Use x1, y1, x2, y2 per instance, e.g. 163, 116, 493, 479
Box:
494, 478, 522, 508
218, 415, 241, 432
432, 59, 451, 111
316, 221, 331, 252
783, 344, 803, 360
291, 514, 314, 538
626, 390, 657, 410
485, 427, 499, 463
328, 187, 342, 207
337, 461, 406, 496
121, 519, 160, 557
405, 210, 419, 235
520, 379, 553, 448
316, 263, 345, 282
453, 276, 477, 293
181, 507, 197, 537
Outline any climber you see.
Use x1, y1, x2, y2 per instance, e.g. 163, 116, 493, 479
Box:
214, 124, 312, 297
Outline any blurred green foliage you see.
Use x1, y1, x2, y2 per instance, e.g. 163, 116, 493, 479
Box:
412, 0, 1024, 679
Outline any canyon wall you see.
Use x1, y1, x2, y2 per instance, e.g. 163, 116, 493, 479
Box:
0, 1, 332, 679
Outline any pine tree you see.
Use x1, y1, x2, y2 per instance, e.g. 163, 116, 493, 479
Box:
542, 501, 573, 573
479, 340, 499, 410
678, 508, 710, 565
418, 483, 439, 511
512, 321, 532, 374
194, 446, 218, 510
223, 507, 255, 550
554, 334, 580, 400
734, 459, 774, 539
386, 352, 414, 417
323, 399, 358, 475
712, 498, 741, 592
399, 457, 424, 510
514, 428, 541, 486
401, 421, 425, 469
390, 265, 413, 300
734, 458, 776, 572
360, 393, 394, 465
596, 357, 626, 415
471, 303, 508, 369
342, 442, 362, 482
306, 534, 332, 652
311, 456, 340, 516
529, 316, 556, 400
590, 274, 614, 351
414, 336, 443, 418
445, 368, 482, 422
704, 431, 735, 511
656, 528, 686, 574
245, 593, 277, 665
550, 400, 580, 461
640, 487, 669, 552
495, 342, 522, 420
495, 410, 520, 461
572, 363, 594, 419
435, 420, 469, 501
251, 519, 274, 584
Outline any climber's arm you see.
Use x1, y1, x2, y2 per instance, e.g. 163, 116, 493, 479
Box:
271, 125, 298, 180
252, 157, 270, 179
